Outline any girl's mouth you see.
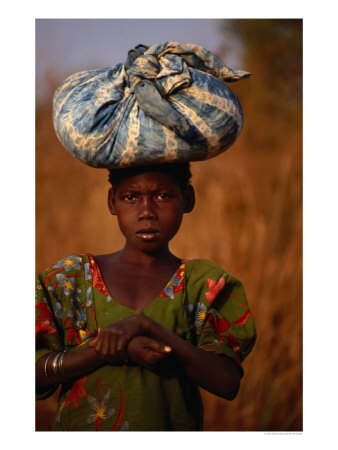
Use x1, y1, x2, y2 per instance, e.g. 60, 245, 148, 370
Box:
136, 229, 160, 241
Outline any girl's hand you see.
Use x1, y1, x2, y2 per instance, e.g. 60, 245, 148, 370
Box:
94, 314, 152, 365
127, 336, 172, 369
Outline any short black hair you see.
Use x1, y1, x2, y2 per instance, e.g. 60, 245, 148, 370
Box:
108, 162, 192, 192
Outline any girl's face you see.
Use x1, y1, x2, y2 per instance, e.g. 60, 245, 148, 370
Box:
108, 171, 194, 254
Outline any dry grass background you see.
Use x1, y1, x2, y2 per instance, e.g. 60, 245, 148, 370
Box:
36, 19, 302, 431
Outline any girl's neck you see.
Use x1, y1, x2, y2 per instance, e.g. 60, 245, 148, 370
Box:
116, 244, 179, 268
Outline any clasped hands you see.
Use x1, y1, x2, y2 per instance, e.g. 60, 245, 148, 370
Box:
94, 314, 172, 369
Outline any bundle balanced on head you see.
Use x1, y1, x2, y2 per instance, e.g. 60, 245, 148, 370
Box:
36, 41, 256, 431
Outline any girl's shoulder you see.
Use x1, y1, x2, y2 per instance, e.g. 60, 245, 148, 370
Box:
184, 259, 244, 291
37, 253, 91, 279
184, 259, 228, 279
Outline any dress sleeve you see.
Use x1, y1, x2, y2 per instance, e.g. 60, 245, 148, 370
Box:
35, 268, 65, 399
185, 261, 256, 376
35, 254, 98, 399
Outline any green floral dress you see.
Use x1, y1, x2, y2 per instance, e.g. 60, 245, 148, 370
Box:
35, 253, 256, 431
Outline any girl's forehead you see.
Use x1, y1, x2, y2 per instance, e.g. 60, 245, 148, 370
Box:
117, 171, 179, 190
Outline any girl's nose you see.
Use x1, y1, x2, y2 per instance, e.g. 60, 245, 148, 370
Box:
138, 195, 157, 220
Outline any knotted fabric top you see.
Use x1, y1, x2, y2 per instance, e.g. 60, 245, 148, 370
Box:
53, 41, 250, 168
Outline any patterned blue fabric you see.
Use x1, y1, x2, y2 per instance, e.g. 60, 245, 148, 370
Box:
53, 41, 250, 169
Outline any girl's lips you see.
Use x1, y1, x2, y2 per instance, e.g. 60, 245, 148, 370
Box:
136, 230, 160, 241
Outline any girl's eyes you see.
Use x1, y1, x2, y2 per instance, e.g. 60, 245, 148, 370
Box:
121, 193, 172, 202
122, 194, 137, 201
155, 193, 171, 201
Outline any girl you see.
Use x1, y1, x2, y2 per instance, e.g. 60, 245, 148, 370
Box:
35, 42, 256, 431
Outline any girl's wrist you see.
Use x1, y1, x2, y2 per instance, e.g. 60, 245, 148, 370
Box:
145, 317, 167, 343
55, 347, 105, 384
140, 313, 155, 335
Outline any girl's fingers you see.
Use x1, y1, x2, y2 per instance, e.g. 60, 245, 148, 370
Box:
115, 336, 129, 362
95, 331, 128, 364
148, 339, 172, 353
130, 336, 172, 354
95, 332, 115, 362
162, 345, 172, 353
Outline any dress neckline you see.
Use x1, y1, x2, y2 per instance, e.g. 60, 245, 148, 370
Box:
86, 253, 186, 313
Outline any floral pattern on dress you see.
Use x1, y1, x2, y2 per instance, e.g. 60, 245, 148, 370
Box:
87, 380, 115, 430
35, 319, 56, 342
36, 299, 54, 321
88, 254, 113, 301
84, 380, 129, 431
56, 273, 82, 297
85, 286, 93, 306
84, 262, 92, 281
159, 262, 186, 299
65, 376, 88, 410
66, 328, 83, 345
205, 305, 253, 363
53, 255, 83, 272
111, 385, 126, 431
186, 302, 207, 327
205, 276, 225, 303
36, 255, 98, 351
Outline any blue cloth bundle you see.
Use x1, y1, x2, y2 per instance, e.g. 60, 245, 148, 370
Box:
53, 41, 250, 168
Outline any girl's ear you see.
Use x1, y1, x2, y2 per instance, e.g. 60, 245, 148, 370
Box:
108, 188, 117, 215
183, 185, 195, 213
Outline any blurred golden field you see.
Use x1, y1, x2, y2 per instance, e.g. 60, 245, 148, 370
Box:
35, 19, 302, 431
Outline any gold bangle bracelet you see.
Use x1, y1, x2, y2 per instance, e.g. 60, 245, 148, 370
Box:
44, 353, 55, 382
58, 352, 67, 381
52, 352, 63, 379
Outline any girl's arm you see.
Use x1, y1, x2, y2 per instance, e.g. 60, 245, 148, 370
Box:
94, 314, 241, 400
145, 317, 242, 400
36, 347, 104, 388
36, 314, 155, 389
36, 332, 171, 389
